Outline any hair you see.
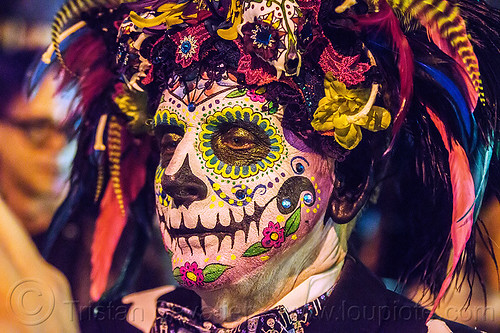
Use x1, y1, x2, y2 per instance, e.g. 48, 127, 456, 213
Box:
43, 0, 500, 306
0, 49, 41, 117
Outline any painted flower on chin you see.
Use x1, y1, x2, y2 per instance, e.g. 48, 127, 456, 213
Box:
179, 262, 204, 287
261, 222, 285, 248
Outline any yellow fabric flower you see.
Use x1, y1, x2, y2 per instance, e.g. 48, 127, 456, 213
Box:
217, 0, 243, 40
113, 85, 149, 134
130, 2, 194, 29
311, 76, 391, 150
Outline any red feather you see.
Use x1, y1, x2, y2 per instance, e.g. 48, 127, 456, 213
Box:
60, 33, 114, 111
90, 134, 151, 301
427, 108, 475, 321
357, 0, 414, 139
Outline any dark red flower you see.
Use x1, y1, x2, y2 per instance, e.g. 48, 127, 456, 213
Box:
241, 20, 282, 62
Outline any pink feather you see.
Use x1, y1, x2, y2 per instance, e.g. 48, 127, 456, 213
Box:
357, 0, 414, 138
90, 135, 151, 301
427, 27, 478, 110
427, 108, 475, 322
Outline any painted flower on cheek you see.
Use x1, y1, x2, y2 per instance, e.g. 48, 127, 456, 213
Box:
261, 221, 285, 248
179, 262, 204, 287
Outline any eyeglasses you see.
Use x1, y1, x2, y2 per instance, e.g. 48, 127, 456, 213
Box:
0, 117, 75, 147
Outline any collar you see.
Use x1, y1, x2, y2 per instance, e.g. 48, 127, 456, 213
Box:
272, 260, 344, 312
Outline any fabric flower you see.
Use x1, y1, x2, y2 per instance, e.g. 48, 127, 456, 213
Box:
241, 20, 282, 62
179, 262, 204, 287
172, 24, 210, 68
311, 75, 391, 150
235, 39, 277, 86
319, 44, 371, 87
112, 83, 149, 134
261, 222, 285, 248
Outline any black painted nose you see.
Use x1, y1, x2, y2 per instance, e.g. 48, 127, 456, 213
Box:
161, 155, 208, 208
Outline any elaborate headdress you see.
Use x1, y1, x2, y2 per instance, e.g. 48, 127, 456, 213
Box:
40, 0, 500, 320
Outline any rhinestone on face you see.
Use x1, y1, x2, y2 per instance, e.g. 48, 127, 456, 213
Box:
281, 198, 292, 209
295, 163, 304, 174
235, 189, 246, 200
303, 193, 313, 205
188, 102, 196, 112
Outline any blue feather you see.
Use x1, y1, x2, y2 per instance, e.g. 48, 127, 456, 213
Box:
419, 62, 476, 152
470, 142, 493, 220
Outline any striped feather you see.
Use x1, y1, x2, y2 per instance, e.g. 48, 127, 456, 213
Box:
90, 122, 151, 301
51, 0, 136, 75
386, 0, 483, 105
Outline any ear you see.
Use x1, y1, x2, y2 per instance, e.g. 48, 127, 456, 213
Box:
327, 142, 375, 224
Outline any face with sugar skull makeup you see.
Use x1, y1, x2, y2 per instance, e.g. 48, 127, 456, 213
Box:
154, 80, 340, 291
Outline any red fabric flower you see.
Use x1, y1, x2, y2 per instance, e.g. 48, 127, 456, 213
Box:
261, 221, 285, 248
235, 39, 277, 86
172, 25, 210, 68
319, 44, 371, 87
180, 262, 204, 287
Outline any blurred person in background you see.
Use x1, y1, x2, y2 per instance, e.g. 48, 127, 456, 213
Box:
0, 49, 78, 332
0, 50, 75, 237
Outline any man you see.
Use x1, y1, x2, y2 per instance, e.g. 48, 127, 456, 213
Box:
0, 50, 78, 332
43, 0, 500, 331
0, 50, 74, 236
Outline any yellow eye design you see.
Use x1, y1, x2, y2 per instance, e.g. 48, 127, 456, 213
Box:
199, 105, 283, 180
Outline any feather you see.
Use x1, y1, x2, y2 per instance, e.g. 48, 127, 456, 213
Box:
419, 62, 476, 151
60, 33, 114, 110
469, 143, 493, 220
386, 0, 482, 105
357, 0, 414, 139
90, 133, 151, 301
50, 0, 136, 75
427, 108, 475, 322
90, 181, 126, 301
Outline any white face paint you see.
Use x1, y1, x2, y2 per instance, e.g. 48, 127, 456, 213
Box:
154, 82, 335, 290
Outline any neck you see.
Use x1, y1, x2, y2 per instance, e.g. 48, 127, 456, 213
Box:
197, 219, 349, 327
0, 181, 57, 236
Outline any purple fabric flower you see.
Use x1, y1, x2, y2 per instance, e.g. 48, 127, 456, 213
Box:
180, 262, 204, 287
241, 20, 282, 62
261, 222, 285, 248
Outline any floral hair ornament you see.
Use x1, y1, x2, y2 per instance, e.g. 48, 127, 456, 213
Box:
238, 0, 303, 78
172, 24, 210, 68
312, 49, 389, 150
112, 82, 150, 135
